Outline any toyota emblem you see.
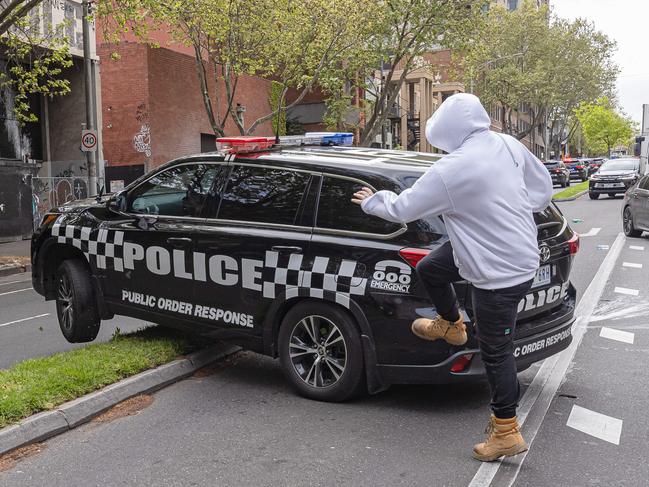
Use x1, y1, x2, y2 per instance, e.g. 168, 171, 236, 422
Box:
539, 244, 551, 263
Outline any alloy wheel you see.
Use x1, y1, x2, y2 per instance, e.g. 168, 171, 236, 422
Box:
57, 273, 74, 332
288, 315, 347, 388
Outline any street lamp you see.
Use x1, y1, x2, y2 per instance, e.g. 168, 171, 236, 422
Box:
469, 52, 524, 94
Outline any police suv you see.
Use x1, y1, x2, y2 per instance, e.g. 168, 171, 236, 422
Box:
32, 134, 579, 402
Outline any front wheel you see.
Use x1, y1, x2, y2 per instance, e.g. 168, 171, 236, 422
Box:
589, 192, 599, 200
278, 301, 365, 402
623, 207, 642, 237
56, 259, 100, 343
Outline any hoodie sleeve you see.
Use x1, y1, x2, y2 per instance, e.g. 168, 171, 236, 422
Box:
360, 167, 454, 223
522, 151, 553, 212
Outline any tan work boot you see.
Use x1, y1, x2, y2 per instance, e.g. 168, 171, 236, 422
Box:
473, 415, 528, 462
411, 315, 467, 346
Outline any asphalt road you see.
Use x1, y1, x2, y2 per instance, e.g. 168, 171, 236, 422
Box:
0, 274, 144, 369
2, 194, 648, 487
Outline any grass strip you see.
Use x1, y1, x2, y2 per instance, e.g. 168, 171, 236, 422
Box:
553, 181, 589, 200
0, 327, 208, 429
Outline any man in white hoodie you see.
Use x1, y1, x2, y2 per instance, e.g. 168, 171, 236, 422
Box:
352, 93, 553, 462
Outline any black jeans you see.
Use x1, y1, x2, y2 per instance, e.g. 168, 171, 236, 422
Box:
416, 241, 533, 419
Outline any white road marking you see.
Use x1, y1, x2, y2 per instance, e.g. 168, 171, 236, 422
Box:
629, 245, 645, 251
566, 405, 623, 445
0, 313, 50, 328
580, 227, 601, 237
622, 262, 643, 269
614, 287, 639, 296
0, 287, 33, 297
599, 326, 635, 344
468, 232, 626, 487
0, 278, 31, 286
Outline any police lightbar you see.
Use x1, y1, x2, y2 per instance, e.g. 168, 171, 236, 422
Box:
215, 132, 354, 154
215, 136, 274, 153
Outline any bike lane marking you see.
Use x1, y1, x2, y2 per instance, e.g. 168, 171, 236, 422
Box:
0, 313, 50, 328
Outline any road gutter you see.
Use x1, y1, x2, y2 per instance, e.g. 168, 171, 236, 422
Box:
0, 344, 240, 457
468, 232, 626, 487
0, 264, 31, 278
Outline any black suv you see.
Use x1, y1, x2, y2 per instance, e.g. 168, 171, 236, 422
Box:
32, 144, 578, 402
543, 160, 570, 188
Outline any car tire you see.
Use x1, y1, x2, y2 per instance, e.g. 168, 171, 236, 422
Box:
589, 192, 599, 200
279, 300, 365, 402
55, 259, 100, 343
623, 207, 642, 237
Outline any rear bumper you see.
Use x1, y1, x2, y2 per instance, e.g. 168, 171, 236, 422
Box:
377, 296, 575, 385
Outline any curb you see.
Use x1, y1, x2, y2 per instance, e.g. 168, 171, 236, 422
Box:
0, 263, 31, 278
0, 344, 240, 456
553, 189, 588, 202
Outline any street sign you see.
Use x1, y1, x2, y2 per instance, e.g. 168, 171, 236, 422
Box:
81, 130, 98, 152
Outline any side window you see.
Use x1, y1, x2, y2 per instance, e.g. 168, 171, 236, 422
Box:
127, 164, 219, 217
640, 176, 649, 190
317, 176, 403, 235
217, 165, 311, 225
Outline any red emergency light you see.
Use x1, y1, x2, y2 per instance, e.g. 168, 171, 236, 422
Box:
216, 136, 274, 153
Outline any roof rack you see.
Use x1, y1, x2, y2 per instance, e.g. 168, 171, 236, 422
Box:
215, 132, 353, 154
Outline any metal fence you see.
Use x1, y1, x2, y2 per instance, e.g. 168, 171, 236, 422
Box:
30, 177, 104, 231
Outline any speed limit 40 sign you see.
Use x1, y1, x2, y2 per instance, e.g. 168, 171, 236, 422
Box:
81, 130, 98, 152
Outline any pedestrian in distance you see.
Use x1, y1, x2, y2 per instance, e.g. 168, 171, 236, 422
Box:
351, 93, 553, 461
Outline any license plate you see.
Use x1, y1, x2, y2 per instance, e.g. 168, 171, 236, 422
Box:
532, 265, 552, 288
596, 183, 623, 188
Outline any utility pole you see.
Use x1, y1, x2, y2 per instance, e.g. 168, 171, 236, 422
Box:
82, 0, 98, 195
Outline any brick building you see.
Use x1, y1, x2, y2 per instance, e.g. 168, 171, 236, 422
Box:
97, 33, 274, 191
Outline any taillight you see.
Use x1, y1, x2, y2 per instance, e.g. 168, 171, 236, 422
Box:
568, 234, 579, 255
399, 248, 431, 268
576, 165, 584, 169
450, 354, 474, 373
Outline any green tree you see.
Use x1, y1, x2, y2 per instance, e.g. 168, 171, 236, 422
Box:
0, 0, 72, 124
100, 0, 369, 136
321, 0, 484, 146
458, 0, 617, 155
574, 98, 634, 157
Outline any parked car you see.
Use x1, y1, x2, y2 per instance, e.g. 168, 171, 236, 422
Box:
31, 136, 578, 402
622, 173, 649, 237
589, 158, 641, 200
564, 158, 589, 181
544, 160, 570, 188
587, 158, 606, 176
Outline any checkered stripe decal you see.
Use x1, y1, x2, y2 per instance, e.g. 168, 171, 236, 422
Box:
262, 250, 367, 308
52, 224, 125, 271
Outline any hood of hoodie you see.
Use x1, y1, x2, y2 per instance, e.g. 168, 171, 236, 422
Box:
425, 93, 491, 153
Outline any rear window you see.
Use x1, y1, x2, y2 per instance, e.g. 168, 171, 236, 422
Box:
316, 177, 403, 235
543, 162, 560, 168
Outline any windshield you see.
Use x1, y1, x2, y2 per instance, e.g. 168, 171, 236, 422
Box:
600, 159, 638, 171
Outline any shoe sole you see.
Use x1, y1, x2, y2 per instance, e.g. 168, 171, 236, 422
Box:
472, 444, 528, 462
411, 322, 468, 346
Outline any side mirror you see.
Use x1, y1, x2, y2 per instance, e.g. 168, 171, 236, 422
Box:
107, 190, 128, 214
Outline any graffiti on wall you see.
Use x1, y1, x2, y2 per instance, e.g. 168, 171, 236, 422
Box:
133, 123, 152, 158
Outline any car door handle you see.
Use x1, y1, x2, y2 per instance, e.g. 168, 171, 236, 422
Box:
166, 237, 192, 248
271, 246, 302, 254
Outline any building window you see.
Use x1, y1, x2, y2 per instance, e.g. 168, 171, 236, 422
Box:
507, 0, 518, 10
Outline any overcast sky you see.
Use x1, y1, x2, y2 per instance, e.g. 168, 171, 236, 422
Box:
551, 0, 647, 125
